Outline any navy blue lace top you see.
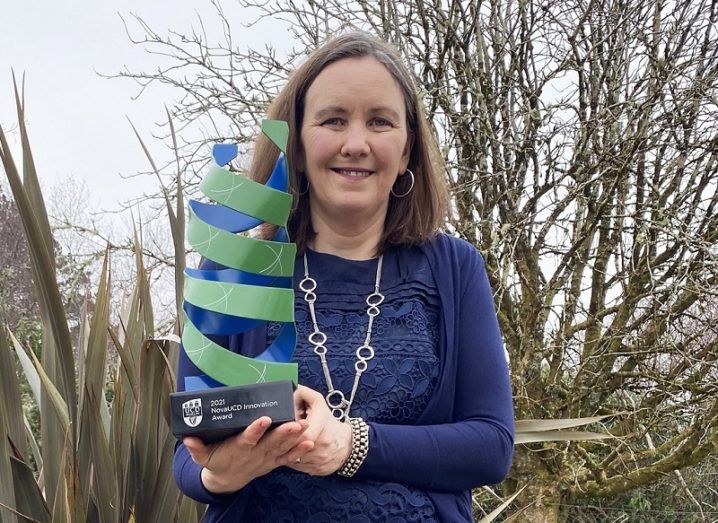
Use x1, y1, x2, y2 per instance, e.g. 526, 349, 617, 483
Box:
245, 247, 441, 521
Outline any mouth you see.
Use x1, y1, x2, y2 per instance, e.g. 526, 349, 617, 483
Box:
331, 167, 374, 178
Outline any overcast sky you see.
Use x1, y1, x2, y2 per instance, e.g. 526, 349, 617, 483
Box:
1, 1, 290, 211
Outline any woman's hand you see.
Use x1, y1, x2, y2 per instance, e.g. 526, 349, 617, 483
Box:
288, 385, 353, 476
183, 416, 315, 494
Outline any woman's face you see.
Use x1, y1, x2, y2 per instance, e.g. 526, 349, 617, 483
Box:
299, 56, 412, 224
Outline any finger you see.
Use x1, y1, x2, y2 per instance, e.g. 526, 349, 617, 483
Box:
280, 439, 315, 468
295, 384, 311, 394
237, 416, 272, 447
257, 420, 313, 462
294, 385, 324, 408
262, 419, 309, 442
299, 406, 332, 442
294, 402, 307, 420
183, 436, 209, 465
293, 387, 307, 418
262, 420, 309, 454
294, 385, 326, 420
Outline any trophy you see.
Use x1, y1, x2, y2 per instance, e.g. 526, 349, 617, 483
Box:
170, 120, 299, 444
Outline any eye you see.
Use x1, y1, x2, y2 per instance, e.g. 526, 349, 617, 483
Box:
370, 117, 393, 128
321, 117, 344, 126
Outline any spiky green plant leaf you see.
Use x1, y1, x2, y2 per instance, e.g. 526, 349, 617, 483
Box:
108, 326, 139, 401
78, 250, 118, 521
3, 77, 76, 413
24, 340, 69, 431
515, 430, 613, 444
0, 330, 25, 453
1, 78, 77, 510
133, 339, 173, 521
85, 394, 119, 523
478, 487, 525, 523
166, 106, 186, 334
0, 331, 21, 523
514, 414, 618, 444
10, 455, 50, 523
23, 415, 43, 481
8, 330, 41, 411
49, 436, 70, 523
515, 414, 618, 432
127, 116, 184, 332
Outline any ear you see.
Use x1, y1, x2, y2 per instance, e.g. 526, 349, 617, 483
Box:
400, 131, 414, 173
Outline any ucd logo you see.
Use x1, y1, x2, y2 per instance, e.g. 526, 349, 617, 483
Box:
182, 399, 203, 427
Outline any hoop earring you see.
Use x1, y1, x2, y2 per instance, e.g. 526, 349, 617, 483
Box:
297, 173, 309, 196
391, 169, 415, 198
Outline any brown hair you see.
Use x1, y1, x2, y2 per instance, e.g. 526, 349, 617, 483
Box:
249, 31, 448, 255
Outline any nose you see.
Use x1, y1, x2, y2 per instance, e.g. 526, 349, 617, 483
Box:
340, 123, 370, 157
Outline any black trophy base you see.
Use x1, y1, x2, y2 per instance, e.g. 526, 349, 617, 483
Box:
170, 380, 296, 444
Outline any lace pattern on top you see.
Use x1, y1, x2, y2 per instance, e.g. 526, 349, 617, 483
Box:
247, 247, 441, 522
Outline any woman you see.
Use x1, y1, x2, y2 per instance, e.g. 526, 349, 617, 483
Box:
174, 32, 514, 522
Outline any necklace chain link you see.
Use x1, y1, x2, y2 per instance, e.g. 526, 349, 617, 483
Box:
300, 253, 384, 421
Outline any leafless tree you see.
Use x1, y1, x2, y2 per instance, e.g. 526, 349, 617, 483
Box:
0, 186, 37, 331
113, 0, 718, 520
1, 184, 93, 338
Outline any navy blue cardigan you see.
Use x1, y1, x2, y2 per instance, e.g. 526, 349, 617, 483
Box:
173, 233, 515, 522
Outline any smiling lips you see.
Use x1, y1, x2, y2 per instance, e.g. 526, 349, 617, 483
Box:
331, 167, 374, 178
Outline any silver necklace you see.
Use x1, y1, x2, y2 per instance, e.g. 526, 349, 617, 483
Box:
299, 252, 384, 421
